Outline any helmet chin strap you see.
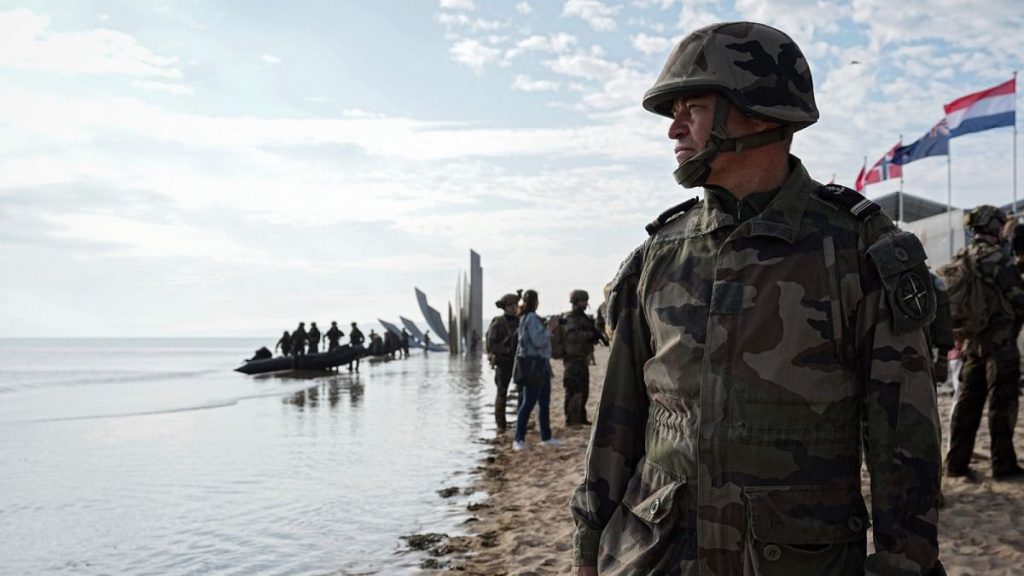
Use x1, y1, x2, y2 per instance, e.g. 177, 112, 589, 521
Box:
673, 96, 795, 189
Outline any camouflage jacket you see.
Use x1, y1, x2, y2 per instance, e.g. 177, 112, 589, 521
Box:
486, 314, 520, 358
569, 158, 944, 575
963, 238, 1024, 353
554, 311, 602, 359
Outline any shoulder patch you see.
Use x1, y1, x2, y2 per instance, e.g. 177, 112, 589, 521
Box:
866, 231, 936, 333
816, 184, 881, 220
646, 197, 699, 236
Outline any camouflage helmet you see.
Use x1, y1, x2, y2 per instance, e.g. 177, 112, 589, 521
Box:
965, 204, 1006, 235
643, 22, 817, 126
570, 289, 590, 304
495, 293, 519, 309
643, 22, 818, 188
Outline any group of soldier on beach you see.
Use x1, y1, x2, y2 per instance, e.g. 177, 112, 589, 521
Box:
275, 321, 363, 357
270, 320, 421, 374
275, 320, 419, 360
485, 289, 608, 433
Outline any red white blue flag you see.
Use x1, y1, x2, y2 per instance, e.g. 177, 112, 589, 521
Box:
857, 143, 902, 192
944, 78, 1016, 137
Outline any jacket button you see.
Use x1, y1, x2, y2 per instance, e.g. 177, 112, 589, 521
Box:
763, 544, 782, 562
648, 498, 660, 516
847, 516, 864, 531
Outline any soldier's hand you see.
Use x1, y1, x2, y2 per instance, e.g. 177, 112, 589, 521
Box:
571, 566, 597, 576
933, 356, 949, 385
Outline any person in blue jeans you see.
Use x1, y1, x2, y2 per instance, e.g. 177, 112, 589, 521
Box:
513, 289, 561, 451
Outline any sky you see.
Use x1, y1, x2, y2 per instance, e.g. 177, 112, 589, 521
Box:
1, 0, 1023, 337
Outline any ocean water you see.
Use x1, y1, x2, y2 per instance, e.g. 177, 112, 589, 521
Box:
0, 339, 493, 575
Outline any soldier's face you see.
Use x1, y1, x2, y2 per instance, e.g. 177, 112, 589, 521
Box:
669, 95, 716, 164
669, 95, 780, 170
573, 300, 588, 313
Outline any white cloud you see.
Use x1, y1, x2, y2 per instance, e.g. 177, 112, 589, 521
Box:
46, 213, 250, 262
562, 0, 620, 32
508, 32, 578, 58
437, 12, 504, 31
674, 1, 720, 33
850, 0, 1024, 66
0, 8, 184, 80
734, 0, 848, 40
512, 74, 560, 92
439, 0, 475, 10
260, 53, 282, 65
631, 32, 676, 55
449, 38, 503, 73
133, 80, 194, 95
543, 50, 623, 82
630, 0, 676, 8
541, 50, 655, 111
516, 2, 533, 14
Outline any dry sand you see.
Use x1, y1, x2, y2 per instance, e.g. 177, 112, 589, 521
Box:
418, 347, 1024, 575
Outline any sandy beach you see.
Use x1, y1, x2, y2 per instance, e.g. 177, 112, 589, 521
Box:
420, 346, 1024, 575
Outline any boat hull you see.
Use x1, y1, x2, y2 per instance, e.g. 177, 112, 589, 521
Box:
235, 345, 365, 375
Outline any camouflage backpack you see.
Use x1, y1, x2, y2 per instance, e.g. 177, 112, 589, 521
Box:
936, 248, 990, 339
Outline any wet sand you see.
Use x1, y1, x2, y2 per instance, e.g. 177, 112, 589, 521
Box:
426, 347, 1024, 575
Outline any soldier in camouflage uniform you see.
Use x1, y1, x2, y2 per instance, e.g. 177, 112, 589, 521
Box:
307, 322, 321, 354
348, 322, 365, 372
487, 293, 521, 432
325, 321, 344, 352
290, 322, 308, 357
553, 289, 608, 426
946, 205, 1024, 479
275, 330, 291, 357
569, 22, 944, 576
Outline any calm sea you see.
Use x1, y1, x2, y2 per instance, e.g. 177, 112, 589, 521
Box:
0, 338, 493, 575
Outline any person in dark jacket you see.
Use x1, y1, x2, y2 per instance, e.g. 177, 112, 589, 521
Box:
307, 322, 321, 354
275, 331, 291, 357
487, 293, 521, 432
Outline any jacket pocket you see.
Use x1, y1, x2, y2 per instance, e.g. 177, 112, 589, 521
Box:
598, 458, 693, 574
743, 482, 869, 576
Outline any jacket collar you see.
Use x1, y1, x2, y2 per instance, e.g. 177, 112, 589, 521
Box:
686, 155, 813, 244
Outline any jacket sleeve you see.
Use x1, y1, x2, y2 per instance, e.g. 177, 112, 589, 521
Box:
569, 245, 652, 566
859, 227, 945, 576
522, 312, 547, 352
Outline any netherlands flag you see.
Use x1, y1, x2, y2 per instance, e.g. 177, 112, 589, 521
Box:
943, 78, 1016, 138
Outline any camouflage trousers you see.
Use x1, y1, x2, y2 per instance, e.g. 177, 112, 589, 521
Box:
563, 356, 590, 425
947, 345, 1022, 474
493, 357, 520, 431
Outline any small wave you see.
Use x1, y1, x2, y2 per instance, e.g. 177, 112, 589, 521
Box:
0, 383, 319, 424
0, 369, 223, 393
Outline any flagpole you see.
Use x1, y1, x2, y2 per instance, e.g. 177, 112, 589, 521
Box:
898, 134, 904, 224
948, 153, 954, 259
1014, 70, 1018, 215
